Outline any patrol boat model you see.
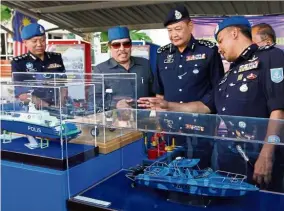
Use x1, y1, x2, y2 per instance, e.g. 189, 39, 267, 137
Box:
1, 101, 81, 149
126, 157, 258, 198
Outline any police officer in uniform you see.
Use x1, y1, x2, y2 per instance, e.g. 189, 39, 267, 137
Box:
139, 16, 284, 189
252, 23, 276, 47
11, 23, 65, 107
214, 16, 284, 188
139, 5, 224, 168
94, 26, 154, 110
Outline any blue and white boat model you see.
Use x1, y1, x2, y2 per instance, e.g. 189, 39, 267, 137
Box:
1, 101, 81, 149
126, 157, 259, 197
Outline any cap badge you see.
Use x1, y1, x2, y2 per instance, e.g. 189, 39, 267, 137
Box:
175, 10, 182, 20
214, 24, 219, 35
39, 26, 44, 33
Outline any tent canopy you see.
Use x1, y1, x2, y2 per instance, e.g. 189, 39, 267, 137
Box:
2, 1, 284, 36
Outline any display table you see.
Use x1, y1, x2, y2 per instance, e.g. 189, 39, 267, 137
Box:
67, 170, 284, 211
1, 131, 144, 211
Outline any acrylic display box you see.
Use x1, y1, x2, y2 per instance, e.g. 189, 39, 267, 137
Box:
66, 109, 284, 211
0, 80, 100, 170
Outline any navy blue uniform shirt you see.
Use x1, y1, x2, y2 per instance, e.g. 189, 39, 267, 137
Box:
11, 51, 65, 75
215, 44, 284, 118
11, 52, 65, 105
154, 36, 224, 112
215, 44, 284, 171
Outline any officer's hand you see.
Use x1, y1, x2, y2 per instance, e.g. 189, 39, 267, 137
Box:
253, 151, 273, 186
137, 97, 168, 111
116, 99, 133, 109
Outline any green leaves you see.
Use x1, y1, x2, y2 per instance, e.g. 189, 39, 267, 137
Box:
100, 30, 152, 43
1, 5, 12, 22
100, 31, 109, 42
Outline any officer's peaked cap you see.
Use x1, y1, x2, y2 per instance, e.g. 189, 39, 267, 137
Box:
164, 5, 191, 27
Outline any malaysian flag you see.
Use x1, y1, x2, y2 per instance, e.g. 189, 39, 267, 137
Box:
12, 11, 37, 56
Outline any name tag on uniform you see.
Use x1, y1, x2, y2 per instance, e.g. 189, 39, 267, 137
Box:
186, 53, 206, 61
238, 60, 259, 73
47, 63, 62, 69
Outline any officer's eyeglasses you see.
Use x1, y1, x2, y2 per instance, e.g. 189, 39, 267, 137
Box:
110, 41, 132, 49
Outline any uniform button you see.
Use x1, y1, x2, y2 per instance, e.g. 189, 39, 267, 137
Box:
180, 101, 183, 103
165, 66, 168, 69
179, 89, 182, 92
178, 76, 182, 79
42, 66, 45, 68
226, 94, 229, 98
180, 55, 183, 58
222, 107, 226, 111
180, 127, 182, 129
219, 88, 221, 91
234, 71, 237, 74
179, 65, 182, 68
179, 117, 182, 120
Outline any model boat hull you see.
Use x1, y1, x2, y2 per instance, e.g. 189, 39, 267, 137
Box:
135, 178, 257, 197
1, 119, 81, 141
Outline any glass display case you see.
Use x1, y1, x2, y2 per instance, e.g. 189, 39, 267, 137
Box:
4, 73, 139, 171
11, 72, 139, 155
66, 109, 284, 211
0, 80, 98, 170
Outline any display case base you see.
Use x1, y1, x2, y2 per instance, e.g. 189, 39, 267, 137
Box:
1, 137, 99, 170
67, 170, 284, 211
166, 192, 212, 208
69, 125, 143, 154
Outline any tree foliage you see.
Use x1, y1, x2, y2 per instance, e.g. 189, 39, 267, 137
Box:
1, 5, 12, 22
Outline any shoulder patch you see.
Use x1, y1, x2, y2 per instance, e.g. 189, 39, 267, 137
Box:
157, 43, 172, 54
258, 43, 275, 51
198, 39, 216, 48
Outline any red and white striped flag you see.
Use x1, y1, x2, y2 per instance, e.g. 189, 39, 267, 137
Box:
13, 41, 28, 56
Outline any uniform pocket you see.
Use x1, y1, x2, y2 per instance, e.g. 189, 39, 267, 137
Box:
227, 78, 259, 102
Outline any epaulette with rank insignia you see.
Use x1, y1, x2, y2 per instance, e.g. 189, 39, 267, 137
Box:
157, 43, 172, 54
258, 43, 275, 51
198, 39, 216, 48
47, 52, 61, 56
12, 54, 27, 61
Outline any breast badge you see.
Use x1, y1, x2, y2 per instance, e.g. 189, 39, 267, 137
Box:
239, 84, 248, 92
